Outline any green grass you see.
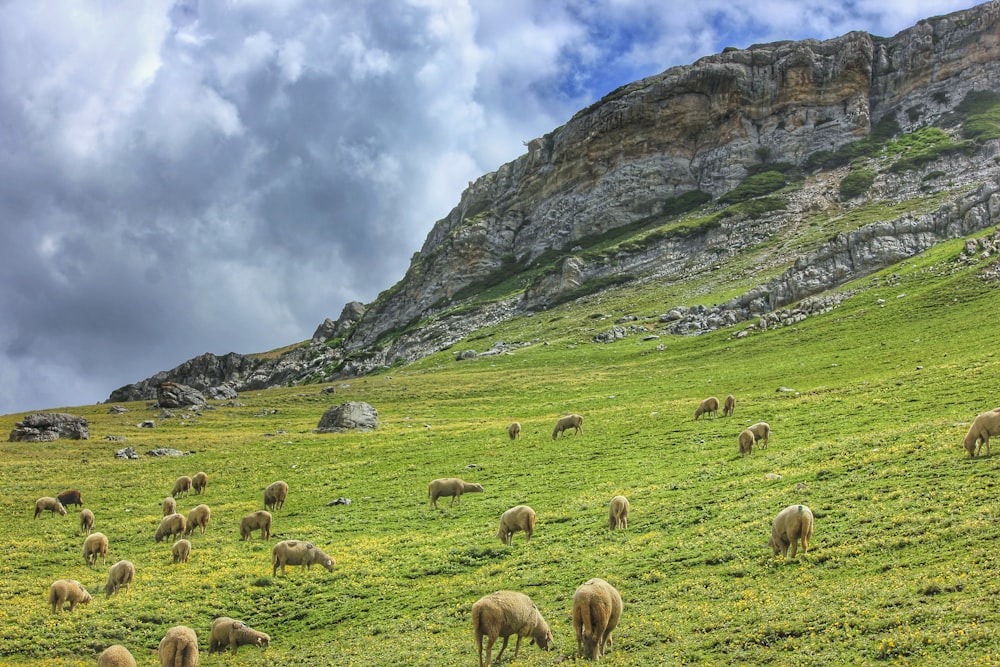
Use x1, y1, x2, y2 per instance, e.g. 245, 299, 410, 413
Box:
4, 231, 1000, 665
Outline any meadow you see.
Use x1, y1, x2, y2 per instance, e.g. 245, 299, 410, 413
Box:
3, 232, 1000, 666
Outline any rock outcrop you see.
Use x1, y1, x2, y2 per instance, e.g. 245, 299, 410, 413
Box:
316, 402, 379, 433
9, 413, 90, 442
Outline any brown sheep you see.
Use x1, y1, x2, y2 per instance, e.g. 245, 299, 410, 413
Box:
572, 577, 623, 660
184, 504, 211, 535
162, 496, 177, 516
34, 496, 66, 519
552, 414, 583, 439
158, 626, 198, 667
172, 539, 192, 564
171, 475, 192, 498
271, 540, 335, 576
723, 394, 736, 417
608, 495, 629, 530
57, 489, 83, 508
749, 422, 770, 448
497, 505, 536, 545
694, 396, 719, 420
472, 590, 553, 667
769, 504, 814, 558
428, 477, 485, 509
80, 508, 95, 535
83, 532, 109, 567
264, 480, 288, 510
738, 429, 755, 456
191, 471, 208, 494
208, 616, 271, 655
98, 644, 137, 667
48, 579, 92, 613
104, 560, 135, 597
507, 422, 521, 440
155, 513, 187, 543
963, 410, 1000, 457
240, 510, 272, 540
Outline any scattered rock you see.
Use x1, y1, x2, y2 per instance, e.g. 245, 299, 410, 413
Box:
157, 382, 207, 408
455, 350, 478, 361
114, 447, 139, 460
145, 448, 188, 457
137, 420, 156, 429
108, 405, 128, 414
317, 401, 379, 432
8, 413, 90, 442
326, 497, 352, 506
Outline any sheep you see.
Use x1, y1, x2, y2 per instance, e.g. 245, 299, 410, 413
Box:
963, 409, 1000, 457
552, 414, 584, 439
694, 396, 719, 420
428, 477, 485, 509
472, 590, 553, 667
723, 394, 736, 417
97, 644, 137, 667
34, 496, 66, 519
158, 626, 198, 667
104, 560, 135, 597
608, 495, 629, 530
83, 532, 109, 567
497, 505, 536, 545
48, 579, 91, 613
749, 422, 770, 448
738, 429, 755, 456
57, 489, 83, 508
240, 510, 272, 540
184, 504, 211, 535
172, 539, 192, 564
171, 475, 192, 498
155, 513, 187, 543
264, 480, 288, 510
271, 539, 335, 576
208, 616, 271, 655
507, 422, 521, 440
191, 471, 208, 495
162, 496, 177, 516
769, 504, 814, 558
80, 508, 94, 535
572, 577, 622, 660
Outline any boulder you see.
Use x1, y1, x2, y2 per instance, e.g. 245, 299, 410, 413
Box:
8, 413, 89, 442
157, 382, 207, 408
317, 401, 379, 432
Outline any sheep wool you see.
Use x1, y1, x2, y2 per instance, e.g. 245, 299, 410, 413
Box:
427, 477, 485, 509
158, 626, 198, 667
34, 497, 66, 519
738, 429, 755, 456
264, 480, 288, 511
507, 422, 521, 440
80, 508, 95, 535
48, 579, 92, 614
749, 422, 771, 448
964, 409, 1000, 457
155, 513, 187, 543
769, 504, 814, 558
171, 475, 192, 498
694, 396, 719, 420
240, 510, 272, 541
97, 644, 137, 667
608, 495, 630, 530
497, 505, 536, 545
172, 539, 192, 564
191, 471, 208, 494
104, 560, 135, 597
573, 577, 623, 660
208, 616, 271, 655
271, 540, 335, 576
723, 394, 736, 416
552, 414, 584, 439
184, 504, 211, 536
162, 497, 177, 517
472, 590, 553, 667
83, 532, 109, 567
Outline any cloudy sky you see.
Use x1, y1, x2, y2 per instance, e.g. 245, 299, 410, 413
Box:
0, 0, 977, 415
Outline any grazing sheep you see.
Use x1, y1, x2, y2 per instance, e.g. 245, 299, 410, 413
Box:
694, 396, 719, 420
184, 504, 211, 535
240, 510, 272, 541
769, 504, 814, 558
104, 560, 135, 597
738, 429, 755, 456
98, 644, 137, 667
749, 422, 770, 448
83, 532, 109, 567
497, 505, 536, 545
271, 540, 335, 576
572, 577, 623, 660
208, 616, 271, 655
428, 477, 485, 509
158, 626, 198, 667
608, 495, 630, 530
57, 489, 83, 508
171, 475, 192, 498
172, 539, 192, 564
472, 590, 553, 667
80, 508, 94, 535
507, 422, 521, 440
264, 480, 288, 511
723, 394, 736, 417
552, 414, 584, 439
34, 496, 66, 519
963, 410, 1000, 457
162, 497, 177, 516
48, 579, 91, 613
155, 513, 187, 543
192, 471, 208, 495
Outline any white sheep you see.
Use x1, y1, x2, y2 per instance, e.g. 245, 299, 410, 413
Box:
97, 644, 137, 667
552, 414, 583, 439
508, 422, 521, 440
171, 475, 192, 498
471, 590, 553, 667
34, 497, 66, 519
80, 508, 95, 535
723, 394, 736, 417
162, 496, 177, 516
192, 471, 208, 494
271, 540, 335, 576
83, 532, 109, 567
608, 495, 630, 530
104, 560, 135, 597
172, 539, 192, 564
184, 504, 211, 535
738, 429, 755, 456
749, 422, 770, 448
264, 480, 288, 510
208, 616, 271, 655
155, 513, 187, 543
48, 579, 92, 614
158, 626, 198, 667
428, 477, 485, 509
497, 505, 536, 545
769, 504, 814, 558
572, 577, 622, 660
694, 397, 719, 420
963, 409, 1000, 457
240, 510, 273, 540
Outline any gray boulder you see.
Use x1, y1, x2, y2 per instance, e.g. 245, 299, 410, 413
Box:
317, 401, 379, 432
8, 413, 90, 442
157, 382, 207, 408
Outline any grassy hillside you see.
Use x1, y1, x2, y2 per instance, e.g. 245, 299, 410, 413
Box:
3, 230, 1000, 666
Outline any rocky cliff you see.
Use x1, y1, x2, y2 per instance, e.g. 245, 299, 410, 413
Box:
108, 1, 1000, 404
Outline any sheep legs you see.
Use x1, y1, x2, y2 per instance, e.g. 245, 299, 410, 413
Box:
478, 635, 509, 667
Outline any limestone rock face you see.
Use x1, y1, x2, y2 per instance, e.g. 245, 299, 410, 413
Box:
9, 413, 89, 442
